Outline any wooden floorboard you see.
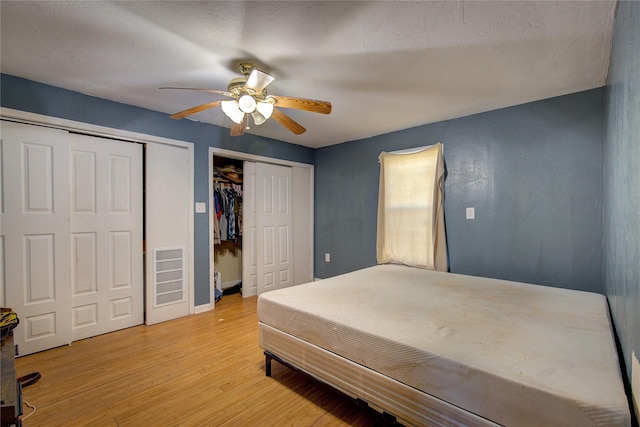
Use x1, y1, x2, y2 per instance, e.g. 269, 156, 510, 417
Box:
16, 294, 385, 426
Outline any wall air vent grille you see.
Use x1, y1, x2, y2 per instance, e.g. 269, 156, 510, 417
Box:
153, 247, 185, 306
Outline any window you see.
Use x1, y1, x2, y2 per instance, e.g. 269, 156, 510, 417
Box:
376, 143, 447, 271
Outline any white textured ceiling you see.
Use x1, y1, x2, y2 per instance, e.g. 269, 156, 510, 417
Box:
0, 1, 616, 148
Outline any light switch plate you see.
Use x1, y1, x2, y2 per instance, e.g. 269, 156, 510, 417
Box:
195, 202, 206, 213
466, 207, 475, 220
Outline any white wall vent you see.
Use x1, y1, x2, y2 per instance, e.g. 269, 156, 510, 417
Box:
153, 247, 185, 306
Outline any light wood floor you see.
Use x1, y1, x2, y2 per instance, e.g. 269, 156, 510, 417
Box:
16, 293, 385, 426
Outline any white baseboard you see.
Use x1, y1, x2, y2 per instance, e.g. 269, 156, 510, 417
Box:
194, 303, 212, 314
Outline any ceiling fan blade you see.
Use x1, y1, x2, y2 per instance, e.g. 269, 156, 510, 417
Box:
270, 108, 306, 135
160, 87, 233, 98
170, 101, 222, 120
244, 69, 275, 92
269, 95, 331, 114
230, 114, 247, 136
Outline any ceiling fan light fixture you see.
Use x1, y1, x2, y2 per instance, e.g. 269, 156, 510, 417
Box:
245, 69, 275, 92
238, 94, 257, 113
221, 100, 244, 124
256, 101, 274, 120
251, 111, 267, 126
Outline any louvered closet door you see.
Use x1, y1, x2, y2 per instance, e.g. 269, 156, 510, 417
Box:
69, 134, 143, 341
1, 121, 73, 355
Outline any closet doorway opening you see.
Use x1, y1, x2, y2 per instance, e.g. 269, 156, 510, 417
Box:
212, 155, 244, 301
208, 148, 314, 308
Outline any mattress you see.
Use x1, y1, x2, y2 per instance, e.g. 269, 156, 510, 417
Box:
257, 264, 630, 427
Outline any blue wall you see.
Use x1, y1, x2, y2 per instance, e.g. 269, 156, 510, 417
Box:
604, 0, 640, 388
315, 89, 605, 293
0, 74, 314, 306
0, 75, 609, 300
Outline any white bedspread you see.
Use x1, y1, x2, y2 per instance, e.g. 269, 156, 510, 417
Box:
257, 264, 630, 426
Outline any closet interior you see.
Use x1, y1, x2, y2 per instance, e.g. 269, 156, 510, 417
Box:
212, 155, 243, 300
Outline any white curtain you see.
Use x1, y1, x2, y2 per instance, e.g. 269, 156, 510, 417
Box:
376, 142, 447, 271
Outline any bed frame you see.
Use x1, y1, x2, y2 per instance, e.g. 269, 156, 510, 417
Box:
260, 325, 496, 426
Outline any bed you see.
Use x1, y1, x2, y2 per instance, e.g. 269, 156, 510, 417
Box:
257, 264, 631, 426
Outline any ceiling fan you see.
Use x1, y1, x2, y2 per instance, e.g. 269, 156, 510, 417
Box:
161, 63, 331, 136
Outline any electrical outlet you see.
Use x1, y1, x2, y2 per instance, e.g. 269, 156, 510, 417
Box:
325, 253, 331, 263
632, 351, 639, 420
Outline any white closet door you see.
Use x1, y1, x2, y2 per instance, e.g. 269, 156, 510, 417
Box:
145, 142, 191, 325
1, 121, 73, 355
69, 134, 143, 341
292, 166, 313, 285
256, 163, 293, 294
242, 161, 258, 297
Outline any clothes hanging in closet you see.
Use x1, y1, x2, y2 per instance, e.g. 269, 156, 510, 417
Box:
213, 182, 243, 244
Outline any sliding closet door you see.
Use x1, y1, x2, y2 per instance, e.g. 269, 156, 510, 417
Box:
145, 142, 191, 325
292, 166, 313, 285
69, 134, 143, 341
1, 121, 73, 355
242, 161, 258, 297
240, 161, 312, 297
256, 163, 293, 294
1, 122, 146, 355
